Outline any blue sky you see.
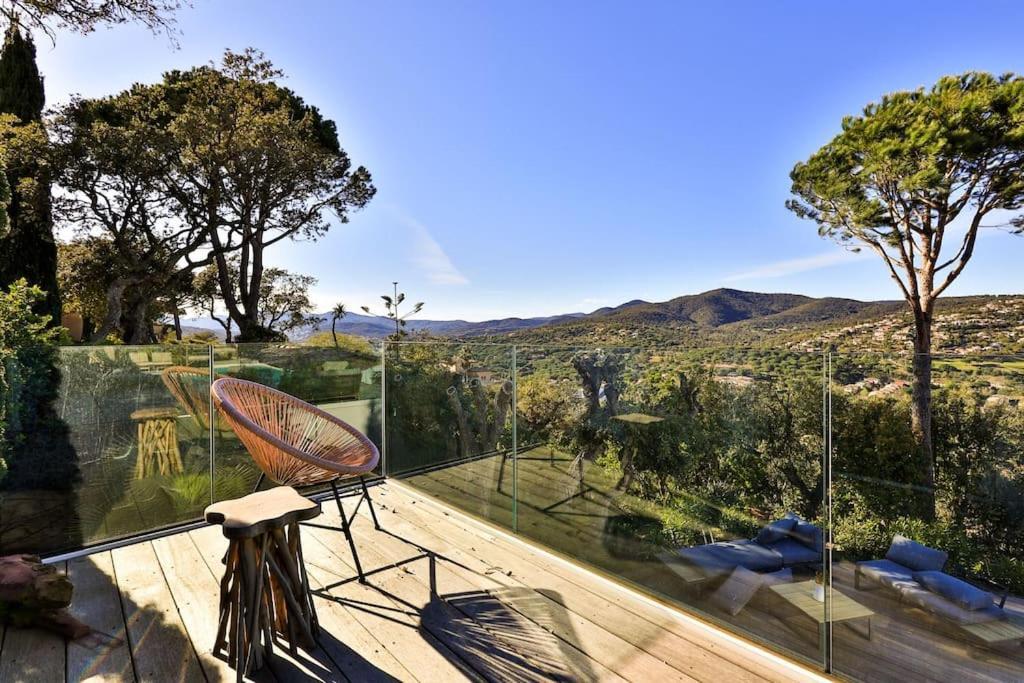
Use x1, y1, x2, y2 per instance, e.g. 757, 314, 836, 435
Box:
38, 1, 1024, 320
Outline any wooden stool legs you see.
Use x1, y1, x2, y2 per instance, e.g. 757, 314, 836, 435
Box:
214, 522, 319, 681
133, 415, 183, 479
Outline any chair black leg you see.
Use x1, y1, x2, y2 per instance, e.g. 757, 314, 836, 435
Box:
331, 480, 366, 583
252, 471, 265, 493
360, 477, 382, 530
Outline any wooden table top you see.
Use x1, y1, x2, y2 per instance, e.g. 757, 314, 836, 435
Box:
130, 407, 180, 421
770, 580, 874, 623
205, 486, 321, 539
612, 413, 665, 425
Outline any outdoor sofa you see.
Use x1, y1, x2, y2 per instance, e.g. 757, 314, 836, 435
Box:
656, 513, 822, 616
665, 512, 824, 581
855, 534, 1012, 633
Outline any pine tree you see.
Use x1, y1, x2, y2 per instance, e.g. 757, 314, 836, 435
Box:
0, 19, 60, 324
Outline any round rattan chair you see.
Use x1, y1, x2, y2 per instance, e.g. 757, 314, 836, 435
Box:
162, 366, 218, 432
211, 376, 381, 581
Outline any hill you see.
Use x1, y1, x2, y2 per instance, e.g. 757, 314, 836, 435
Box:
490, 289, 1024, 355
289, 310, 587, 340
189, 288, 1024, 355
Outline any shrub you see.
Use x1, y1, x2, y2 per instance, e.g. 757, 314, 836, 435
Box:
0, 280, 69, 489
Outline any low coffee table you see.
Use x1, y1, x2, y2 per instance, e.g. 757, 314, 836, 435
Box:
770, 580, 874, 647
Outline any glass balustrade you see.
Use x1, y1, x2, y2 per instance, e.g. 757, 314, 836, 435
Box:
2, 340, 1019, 679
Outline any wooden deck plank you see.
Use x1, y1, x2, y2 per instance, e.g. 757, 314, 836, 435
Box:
0, 562, 66, 683
67, 552, 136, 682
399, 462, 824, 680
321, 499, 627, 682
298, 522, 483, 683
8, 481, 987, 683
110, 542, 206, 683
318, 496, 695, 682
401, 461, 1024, 683
150, 533, 282, 682
379, 482, 796, 683
302, 518, 565, 683
190, 518, 413, 683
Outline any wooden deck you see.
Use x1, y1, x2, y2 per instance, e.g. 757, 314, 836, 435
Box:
403, 451, 1024, 683
0, 481, 820, 683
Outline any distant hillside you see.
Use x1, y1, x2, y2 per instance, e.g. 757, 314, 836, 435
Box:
589, 289, 824, 327
185, 288, 1024, 355
289, 310, 587, 340
494, 289, 1024, 355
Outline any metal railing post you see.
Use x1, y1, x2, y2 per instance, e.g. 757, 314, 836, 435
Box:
380, 341, 388, 478
511, 345, 518, 534
209, 344, 216, 505
823, 349, 834, 672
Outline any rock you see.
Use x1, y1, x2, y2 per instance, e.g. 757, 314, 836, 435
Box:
0, 554, 90, 641
0, 554, 73, 607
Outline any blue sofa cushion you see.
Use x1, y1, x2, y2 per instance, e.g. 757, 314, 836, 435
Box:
790, 521, 824, 553
913, 570, 993, 611
676, 539, 783, 577
770, 538, 821, 566
857, 559, 918, 592
755, 517, 797, 545
885, 534, 947, 572
900, 585, 1003, 625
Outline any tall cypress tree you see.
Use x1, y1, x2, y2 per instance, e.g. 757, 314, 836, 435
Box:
0, 19, 60, 324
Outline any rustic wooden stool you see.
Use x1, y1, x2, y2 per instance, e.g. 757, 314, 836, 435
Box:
205, 487, 321, 682
130, 407, 183, 478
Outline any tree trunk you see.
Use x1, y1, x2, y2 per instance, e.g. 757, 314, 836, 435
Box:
89, 278, 130, 342
124, 295, 152, 345
911, 313, 936, 520
172, 310, 183, 341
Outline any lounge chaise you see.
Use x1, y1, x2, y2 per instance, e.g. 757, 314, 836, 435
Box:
855, 534, 1016, 642
664, 513, 823, 582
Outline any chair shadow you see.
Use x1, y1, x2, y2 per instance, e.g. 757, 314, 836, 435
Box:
314, 529, 596, 682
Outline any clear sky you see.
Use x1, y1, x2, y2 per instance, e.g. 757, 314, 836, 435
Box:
36, 1, 1024, 320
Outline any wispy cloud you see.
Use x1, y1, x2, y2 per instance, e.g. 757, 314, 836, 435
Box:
722, 250, 869, 283
391, 208, 469, 286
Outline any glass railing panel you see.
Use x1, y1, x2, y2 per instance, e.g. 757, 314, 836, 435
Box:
384, 341, 516, 530
829, 352, 1024, 681
512, 345, 827, 667
214, 340, 384, 501
0, 344, 214, 556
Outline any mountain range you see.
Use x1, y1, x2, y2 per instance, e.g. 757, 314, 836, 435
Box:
184, 288, 1024, 354
284, 289, 892, 340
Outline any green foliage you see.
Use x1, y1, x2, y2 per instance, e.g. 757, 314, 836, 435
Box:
515, 374, 576, 445
362, 284, 423, 340
0, 280, 69, 489
163, 466, 255, 516
0, 21, 59, 324
303, 330, 374, 355
509, 346, 1024, 591
0, 21, 43, 123
788, 72, 1024, 513
52, 48, 375, 342
789, 73, 1024, 248
3, 0, 180, 39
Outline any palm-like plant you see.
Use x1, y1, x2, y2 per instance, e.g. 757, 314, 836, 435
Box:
361, 282, 424, 340
330, 302, 347, 349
